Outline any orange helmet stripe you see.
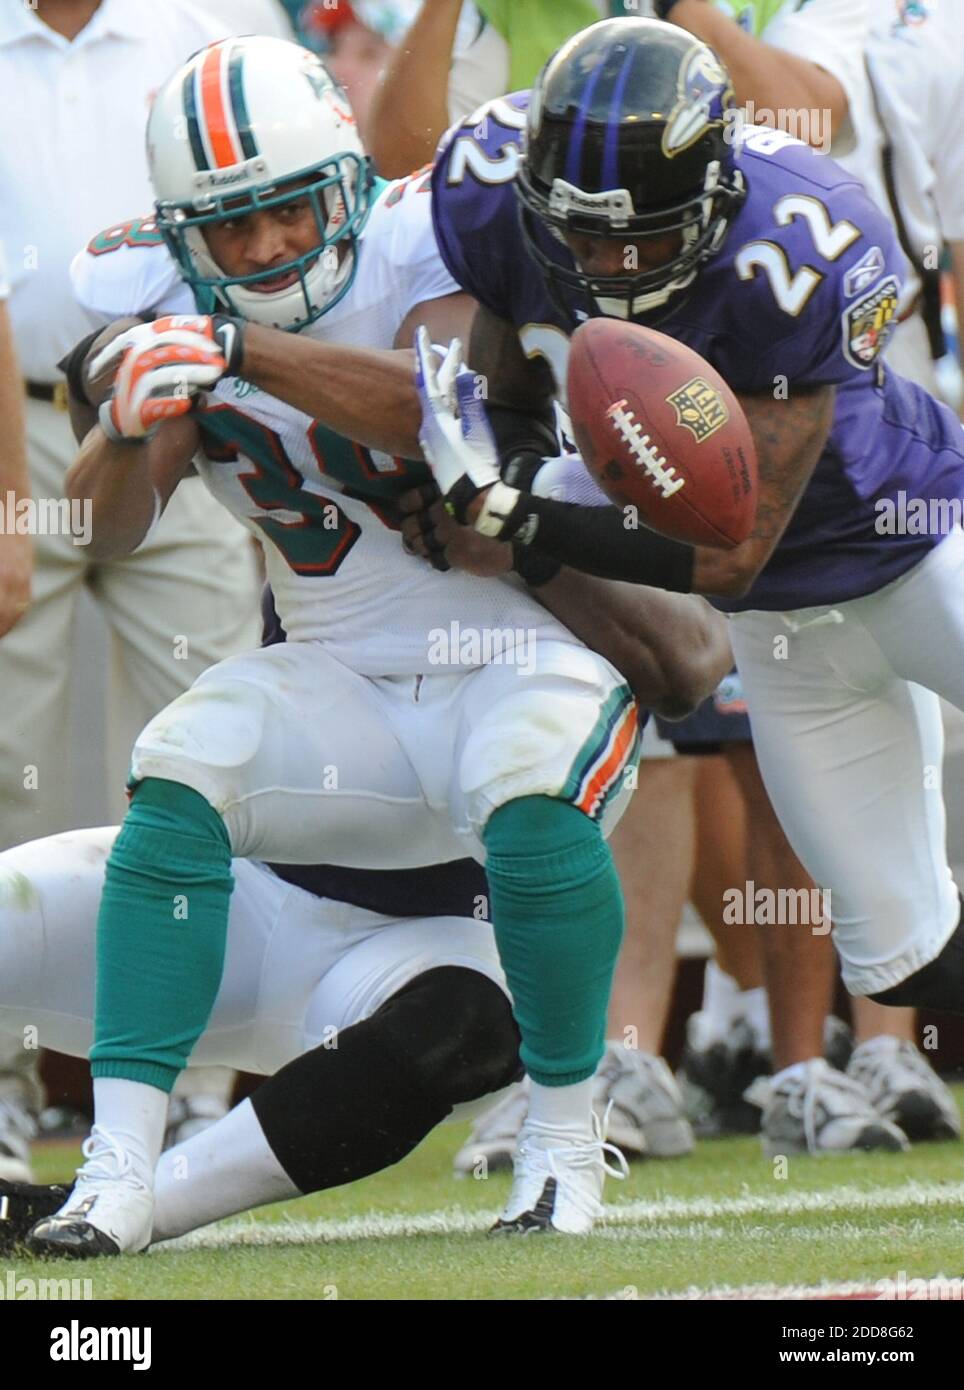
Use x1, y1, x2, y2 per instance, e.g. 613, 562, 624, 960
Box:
199, 43, 241, 169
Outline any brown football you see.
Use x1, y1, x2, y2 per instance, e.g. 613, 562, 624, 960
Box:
567, 318, 757, 550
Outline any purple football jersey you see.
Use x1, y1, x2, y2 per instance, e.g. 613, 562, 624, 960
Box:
431, 96, 964, 611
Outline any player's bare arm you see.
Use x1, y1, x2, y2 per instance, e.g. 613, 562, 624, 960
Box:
660, 0, 850, 141
63, 317, 199, 561
425, 303, 835, 601
91, 290, 478, 463
692, 384, 835, 597
522, 567, 732, 717
456, 379, 835, 601
464, 303, 558, 419
65, 415, 199, 562
235, 290, 476, 456
0, 300, 32, 636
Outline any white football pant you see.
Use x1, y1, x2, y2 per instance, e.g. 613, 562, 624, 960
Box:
729, 526, 964, 995
0, 827, 507, 1079
129, 638, 639, 865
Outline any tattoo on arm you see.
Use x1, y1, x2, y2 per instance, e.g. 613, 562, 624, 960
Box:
694, 383, 835, 596
746, 384, 835, 551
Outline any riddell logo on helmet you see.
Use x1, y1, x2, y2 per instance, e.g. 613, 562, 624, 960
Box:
193, 160, 268, 190
548, 180, 636, 226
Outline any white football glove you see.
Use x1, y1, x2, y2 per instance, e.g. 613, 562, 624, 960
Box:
91, 315, 242, 443
415, 327, 520, 533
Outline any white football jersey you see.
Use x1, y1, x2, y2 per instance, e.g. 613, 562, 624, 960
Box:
71, 175, 574, 674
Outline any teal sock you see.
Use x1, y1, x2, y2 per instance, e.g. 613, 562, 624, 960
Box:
90, 777, 234, 1093
483, 796, 624, 1087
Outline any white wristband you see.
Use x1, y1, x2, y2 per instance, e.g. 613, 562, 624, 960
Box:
474, 481, 522, 539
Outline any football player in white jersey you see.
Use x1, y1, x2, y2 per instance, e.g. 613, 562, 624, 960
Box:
27, 37, 728, 1253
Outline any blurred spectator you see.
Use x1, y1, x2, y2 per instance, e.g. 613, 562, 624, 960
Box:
860, 1, 964, 401
368, 0, 605, 177
0, 242, 32, 641
188, 0, 296, 39
634, 0, 871, 154
0, 0, 263, 1180
307, 0, 396, 135
279, 0, 319, 46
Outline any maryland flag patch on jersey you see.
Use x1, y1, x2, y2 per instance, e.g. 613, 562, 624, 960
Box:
842, 276, 900, 368
667, 377, 729, 443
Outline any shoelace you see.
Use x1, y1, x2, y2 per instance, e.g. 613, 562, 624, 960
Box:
595, 1103, 631, 1184
75, 1125, 143, 1190
528, 1106, 630, 1189
782, 1067, 870, 1155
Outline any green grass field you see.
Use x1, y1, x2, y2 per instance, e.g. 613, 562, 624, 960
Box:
8, 1086, 964, 1301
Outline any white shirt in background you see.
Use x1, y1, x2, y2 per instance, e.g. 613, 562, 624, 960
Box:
631, 0, 872, 160
187, 0, 295, 41
725, 0, 872, 161
0, 0, 223, 381
865, 1, 964, 261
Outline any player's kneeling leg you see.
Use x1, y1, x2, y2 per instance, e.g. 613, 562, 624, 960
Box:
253, 966, 521, 1194
148, 966, 521, 1242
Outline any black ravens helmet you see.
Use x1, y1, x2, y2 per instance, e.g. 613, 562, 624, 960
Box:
516, 17, 746, 321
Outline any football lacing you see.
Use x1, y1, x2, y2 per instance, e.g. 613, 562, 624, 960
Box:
606, 400, 685, 500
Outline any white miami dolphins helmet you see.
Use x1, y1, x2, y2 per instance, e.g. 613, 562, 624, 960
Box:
147, 35, 374, 330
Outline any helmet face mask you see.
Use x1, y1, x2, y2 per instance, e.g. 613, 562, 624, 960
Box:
156, 152, 372, 329
147, 36, 374, 331
515, 18, 747, 323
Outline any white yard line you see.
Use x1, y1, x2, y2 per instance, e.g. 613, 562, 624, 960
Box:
553, 1281, 953, 1300
158, 1177, 964, 1253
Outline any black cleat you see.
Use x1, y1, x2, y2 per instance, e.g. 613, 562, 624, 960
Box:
0, 1180, 73, 1255
25, 1215, 121, 1260
489, 1178, 559, 1235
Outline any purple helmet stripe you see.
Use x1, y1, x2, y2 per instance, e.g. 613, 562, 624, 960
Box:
602, 45, 636, 191
564, 59, 607, 188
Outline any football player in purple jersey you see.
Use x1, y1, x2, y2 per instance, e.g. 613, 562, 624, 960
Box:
416, 16, 964, 1063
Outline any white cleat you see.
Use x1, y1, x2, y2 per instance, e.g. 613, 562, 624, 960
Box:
25, 1126, 153, 1258
453, 1079, 529, 1176
846, 1036, 961, 1143
491, 1117, 629, 1235
757, 1058, 909, 1157
592, 1044, 694, 1158
0, 1099, 36, 1183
